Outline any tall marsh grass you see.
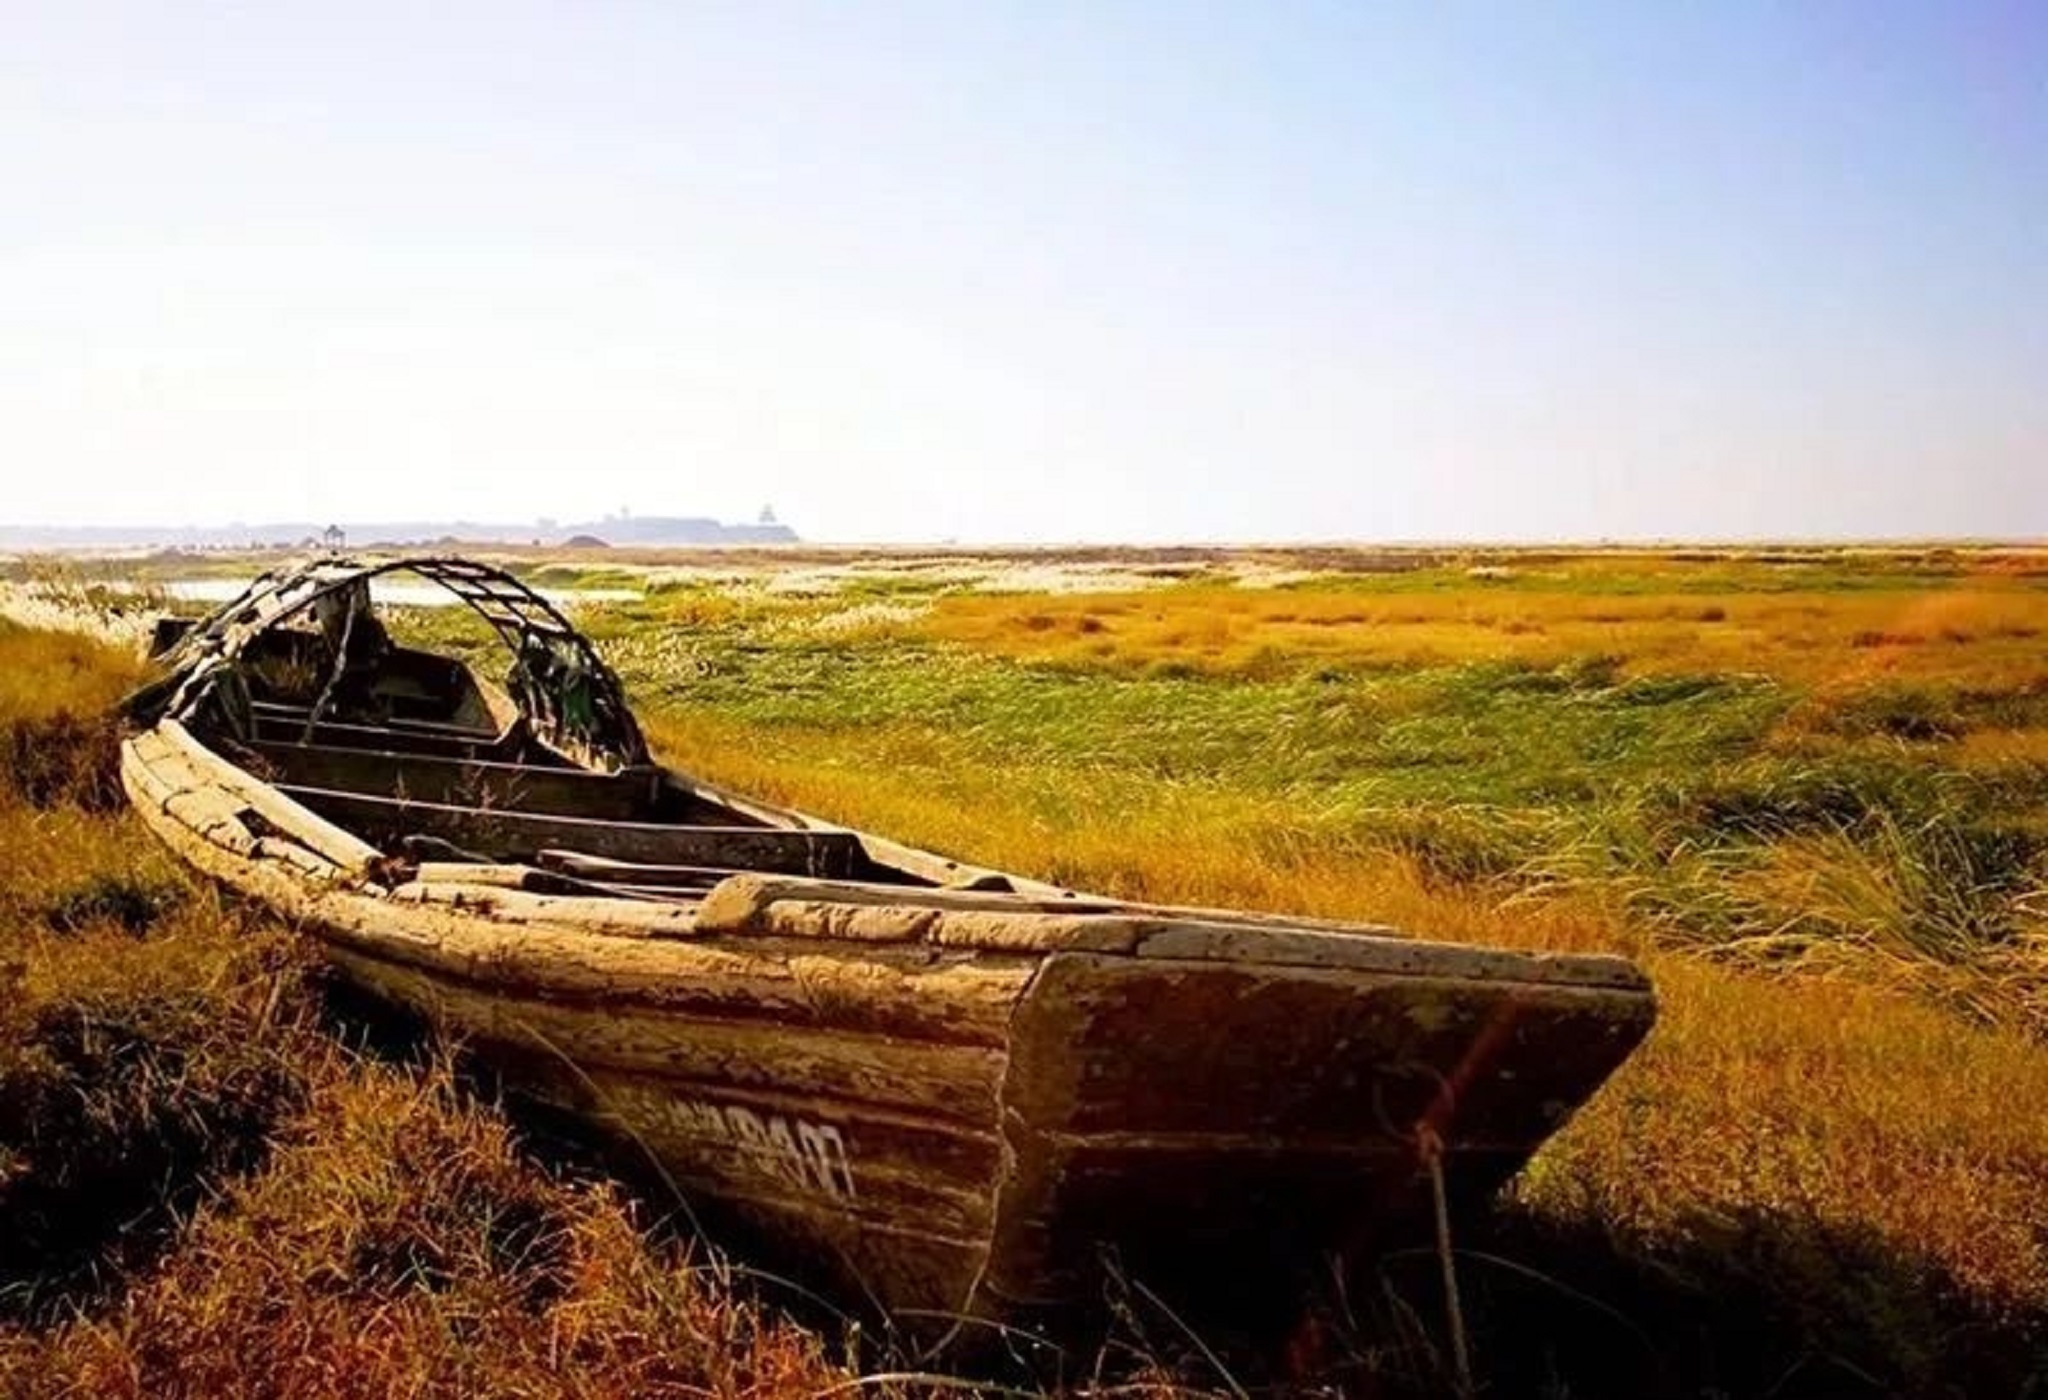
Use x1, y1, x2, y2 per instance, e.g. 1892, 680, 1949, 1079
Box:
6, 548, 2048, 1395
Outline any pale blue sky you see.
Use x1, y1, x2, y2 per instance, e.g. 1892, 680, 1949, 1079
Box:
3, 2, 2042, 542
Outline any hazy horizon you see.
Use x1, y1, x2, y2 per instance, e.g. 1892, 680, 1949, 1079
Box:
5, 4, 2043, 544
6, 517, 2048, 553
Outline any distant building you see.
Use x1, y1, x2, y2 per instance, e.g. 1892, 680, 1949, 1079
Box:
0, 509, 799, 551
583, 514, 797, 545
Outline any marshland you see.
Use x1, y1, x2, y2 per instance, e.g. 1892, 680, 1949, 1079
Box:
2, 543, 2044, 1398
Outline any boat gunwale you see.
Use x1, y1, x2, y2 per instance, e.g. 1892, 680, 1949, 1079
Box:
124, 721, 1655, 998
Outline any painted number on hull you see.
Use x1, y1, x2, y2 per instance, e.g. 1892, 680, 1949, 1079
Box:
668, 1098, 857, 1201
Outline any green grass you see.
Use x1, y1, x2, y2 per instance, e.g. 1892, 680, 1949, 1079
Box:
1282, 553, 2035, 595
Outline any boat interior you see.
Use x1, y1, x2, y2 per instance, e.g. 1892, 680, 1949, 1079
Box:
148, 562, 972, 903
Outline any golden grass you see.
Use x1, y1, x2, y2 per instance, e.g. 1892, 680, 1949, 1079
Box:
1523, 961, 2048, 1312
1953, 726, 2048, 768
9, 561, 2048, 1394
915, 581, 2048, 690
17, 1059, 848, 1400
0, 620, 148, 724
0, 621, 149, 811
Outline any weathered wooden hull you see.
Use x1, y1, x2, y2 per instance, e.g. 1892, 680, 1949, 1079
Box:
123, 716, 1654, 1333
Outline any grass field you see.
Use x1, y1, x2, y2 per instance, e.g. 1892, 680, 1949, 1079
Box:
3, 545, 2046, 1397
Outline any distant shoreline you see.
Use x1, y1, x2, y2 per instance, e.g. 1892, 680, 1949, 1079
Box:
0, 515, 798, 551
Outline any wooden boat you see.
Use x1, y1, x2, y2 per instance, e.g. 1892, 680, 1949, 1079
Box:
120, 555, 1655, 1337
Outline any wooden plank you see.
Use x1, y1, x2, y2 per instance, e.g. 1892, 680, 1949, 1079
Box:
391, 882, 699, 936
158, 721, 385, 874
248, 740, 651, 821
690, 874, 1144, 952
1134, 921, 1655, 989
333, 950, 1009, 1128
277, 784, 862, 874
537, 849, 781, 887
250, 699, 500, 743
406, 861, 685, 902
252, 713, 509, 760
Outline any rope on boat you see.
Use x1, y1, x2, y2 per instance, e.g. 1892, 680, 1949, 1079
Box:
1417, 1121, 1474, 1399
1374, 1059, 1477, 1395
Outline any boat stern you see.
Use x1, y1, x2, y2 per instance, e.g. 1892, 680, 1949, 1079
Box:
978, 926, 1654, 1326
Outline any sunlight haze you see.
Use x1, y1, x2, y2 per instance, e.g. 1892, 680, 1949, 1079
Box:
3, 3, 2043, 543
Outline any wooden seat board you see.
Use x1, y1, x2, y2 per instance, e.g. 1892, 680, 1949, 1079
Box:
250, 698, 501, 742
250, 740, 650, 820
251, 714, 512, 760
278, 784, 863, 875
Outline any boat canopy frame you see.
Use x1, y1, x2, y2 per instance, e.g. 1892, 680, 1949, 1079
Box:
126, 555, 651, 771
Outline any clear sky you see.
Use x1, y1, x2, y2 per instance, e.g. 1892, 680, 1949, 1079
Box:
3, 2, 2042, 543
